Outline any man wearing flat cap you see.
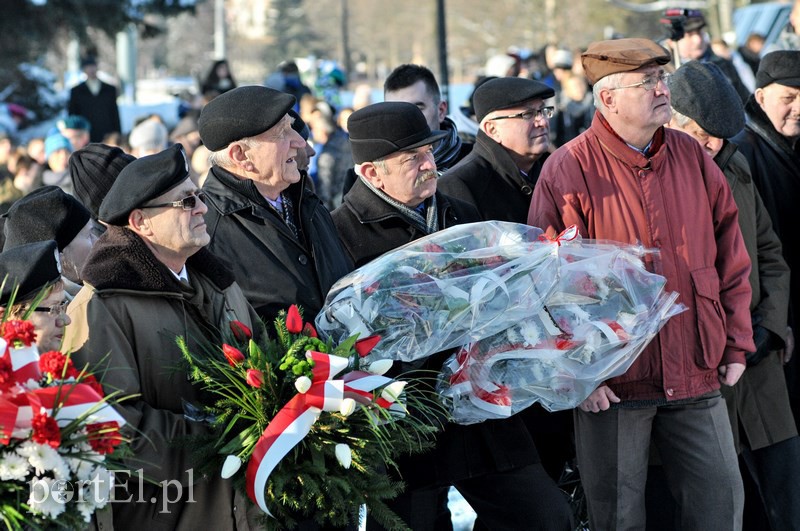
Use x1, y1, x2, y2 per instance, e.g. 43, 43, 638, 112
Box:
198, 85, 351, 322
734, 50, 800, 426
529, 37, 754, 530
64, 144, 263, 530
331, 101, 572, 530
3, 185, 96, 296
438, 76, 555, 223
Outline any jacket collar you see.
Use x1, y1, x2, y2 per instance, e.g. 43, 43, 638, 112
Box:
473, 131, 543, 194
82, 225, 235, 292
714, 140, 738, 173
744, 95, 800, 163
204, 165, 312, 217
342, 176, 453, 225
590, 112, 666, 168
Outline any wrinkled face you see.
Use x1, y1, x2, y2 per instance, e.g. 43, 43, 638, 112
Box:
28, 284, 70, 352
61, 221, 98, 283
676, 30, 708, 60
139, 178, 210, 257
385, 80, 446, 133
62, 128, 90, 150
244, 115, 306, 195
756, 84, 800, 140
485, 98, 551, 164
369, 144, 438, 206
609, 66, 673, 133
667, 117, 723, 158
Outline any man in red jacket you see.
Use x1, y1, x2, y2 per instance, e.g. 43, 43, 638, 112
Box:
529, 38, 755, 530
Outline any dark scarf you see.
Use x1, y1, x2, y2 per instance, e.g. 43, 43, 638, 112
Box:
433, 117, 465, 172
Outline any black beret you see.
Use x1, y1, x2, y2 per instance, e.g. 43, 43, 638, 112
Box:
99, 144, 190, 226
198, 85, 296, 151
670, 61, 744, 139
756, 51, 800, 89
347, 101, 448, 164
70, 143, 136, 219
683, 12, 707, 32
0, 240, 61, 305
2, 186, 91, 252
289, 109, 310, 141
473, 77, 556, 122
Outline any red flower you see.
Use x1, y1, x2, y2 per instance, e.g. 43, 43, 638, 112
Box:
2, 320, 36, 347
31, 410, 61, 448
87, 421, 123, 455
222, 344, 245, 366
246, 369, 264, 388
39, 351, 79, 379
0, 351, 14, 391
422, 242, 446, 253
229, 320, 252, 342
286, 305, 303, 334
354, 335, 381, 357
303, 322, 318, 338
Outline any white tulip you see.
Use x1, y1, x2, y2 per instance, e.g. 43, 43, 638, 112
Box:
366, 359, 393, 376
339, 398, 357, 416
294, 376, 312, 394
221, 455, 242, 479
334, 444, 352, 469
380, 381, 407, 403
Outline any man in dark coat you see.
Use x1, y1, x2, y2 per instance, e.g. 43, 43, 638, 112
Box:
438, 77, 555, 222
67, 56, 121, 143
198, 86, 352, 322
733, 50, 800, 424
331, 101, 572, 530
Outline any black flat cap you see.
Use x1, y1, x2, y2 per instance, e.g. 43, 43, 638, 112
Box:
2, 186, 91, 252
670, 61, 744, 139
347, 101, 448, 164
756, 51, 800, 89
198, 85, 296, 151
0, 240, 61, 305
682, 11, 706, 32
473, 77, 555, 122
70, 143, 136, 219
99, 144, 190, 226
289, 109, 310, 141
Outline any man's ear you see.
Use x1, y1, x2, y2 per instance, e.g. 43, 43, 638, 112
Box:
481, 118, 501, 143
437, 100, 448, 125
754, 88, 765, 107
598, 88, 616, 113
127, 209, 152, 238
229, 142, 254, 172
359, 162, 383, 189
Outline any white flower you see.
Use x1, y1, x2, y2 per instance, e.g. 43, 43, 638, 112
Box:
67, 457, 96, 481
83, 466, 113, 508
0, 451, 30, 480
294, 376, 312, 394
339, 398, 356, 417
334, 443, 351, 469
75, 497, 96, 523
50, 454, 70, 480
519, 320, 542, 347
221, 455, 242, 479
380, 381, 407, 403
16, 442, 61, 475
27, 477, 66, 519
366, 359, 393, 376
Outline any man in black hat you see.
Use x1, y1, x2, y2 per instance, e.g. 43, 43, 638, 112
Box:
331, 101, 572, 530
438, 76, 555, 222
198, 85, 351, 322
734, 50, 800, 425
67, 56, 121, 143
2, 185, 96, 295
64, 144, 262, 531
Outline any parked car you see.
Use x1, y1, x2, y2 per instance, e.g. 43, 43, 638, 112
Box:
733, 1, 792, 49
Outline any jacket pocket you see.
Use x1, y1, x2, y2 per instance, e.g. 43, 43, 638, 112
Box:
691, 266, 727, 368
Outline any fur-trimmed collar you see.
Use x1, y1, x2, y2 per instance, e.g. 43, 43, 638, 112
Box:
81, 225, 235, 293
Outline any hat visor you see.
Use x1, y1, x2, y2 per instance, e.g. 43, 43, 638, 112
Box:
776, 77, 800, 88
400, 129, 449, 153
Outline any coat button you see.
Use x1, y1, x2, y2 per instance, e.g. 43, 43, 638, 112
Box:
521, 185, 532, 196
298, 254, 308, 265
638, 170, 647, 178
666, 388, 674, 397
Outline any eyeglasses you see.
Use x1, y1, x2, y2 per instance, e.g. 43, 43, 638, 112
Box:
490, 106, 555, 122
611, 72, 672, 91
141, 192, 206, 211
34, 299, 69, 317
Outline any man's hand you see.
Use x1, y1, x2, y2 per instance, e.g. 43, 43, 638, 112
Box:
780, 326, 795, 365
579, 385, 620, 413
718, 362, 746, 386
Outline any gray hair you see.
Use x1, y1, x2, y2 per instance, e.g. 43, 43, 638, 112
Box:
207, 136, 261, 168
354, 158, 388, 177
670, 108, 694, 129
592, 72, 625, 110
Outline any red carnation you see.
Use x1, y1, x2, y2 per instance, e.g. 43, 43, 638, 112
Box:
2, 320, 36, 347
0, 352, 14, 391
229, 320, 252, 341
303, 322, 318, 338
87, 421, 123, 455
31, 410, 61, 448
354, 335, 381, 357
81, 374, 105, 396
246, 369, 264, 388
222, 344, 245, 366
286, 305, 303, 334
39, 351, 79, 379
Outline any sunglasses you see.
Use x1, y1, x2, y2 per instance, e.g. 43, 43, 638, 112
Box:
33, 299, 69, 317
141, 192, 206, 211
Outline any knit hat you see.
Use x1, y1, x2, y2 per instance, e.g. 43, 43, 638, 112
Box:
472, 77, 555, 122
755, 50, 800, 89
0, 240, 61, 305
58, 115, 91, 132
670, 61, 744, 139
69, 143, 136, 219
581, 38, 671, 85
2, 186, 91, 252
44, 133, 73, 160
347, 102, 447, 164
128, 119, 168, 153
99, 144, 190, 226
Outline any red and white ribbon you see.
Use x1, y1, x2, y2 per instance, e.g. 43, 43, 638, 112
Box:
8, 345, 41, 383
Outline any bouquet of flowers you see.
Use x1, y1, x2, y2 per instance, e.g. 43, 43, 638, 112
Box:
316, 221, 559, 363
179, 306, 443, 530
0, 318, 127, 530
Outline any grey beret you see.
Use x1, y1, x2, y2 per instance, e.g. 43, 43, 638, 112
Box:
670, 61, 744, 139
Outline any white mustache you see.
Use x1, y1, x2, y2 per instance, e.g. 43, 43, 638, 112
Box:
414, 171, 437, 187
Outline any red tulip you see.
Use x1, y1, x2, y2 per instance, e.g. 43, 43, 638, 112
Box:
222, 344, 245, 366
303, 322, 318, 338
286, 305, 303, 334
246, 369, 264, 388
230, 320, 252, 341
354, 335, 381, 357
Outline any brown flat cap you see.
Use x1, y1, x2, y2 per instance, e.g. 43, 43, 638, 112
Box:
581, 38, 671, 85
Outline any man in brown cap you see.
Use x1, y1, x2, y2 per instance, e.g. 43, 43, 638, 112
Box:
529, 38, 754, 530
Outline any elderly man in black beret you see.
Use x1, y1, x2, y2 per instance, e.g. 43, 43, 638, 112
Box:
198, 85, 351, 322
64, 144, 262, 531
3, 186, 96, 295
733, 50, 800, 427
330, 101, 572, 530
438, 76, 555, 222
529, 38, 755, 530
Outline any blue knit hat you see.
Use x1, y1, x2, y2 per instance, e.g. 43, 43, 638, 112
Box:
44, 133, 73, 160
